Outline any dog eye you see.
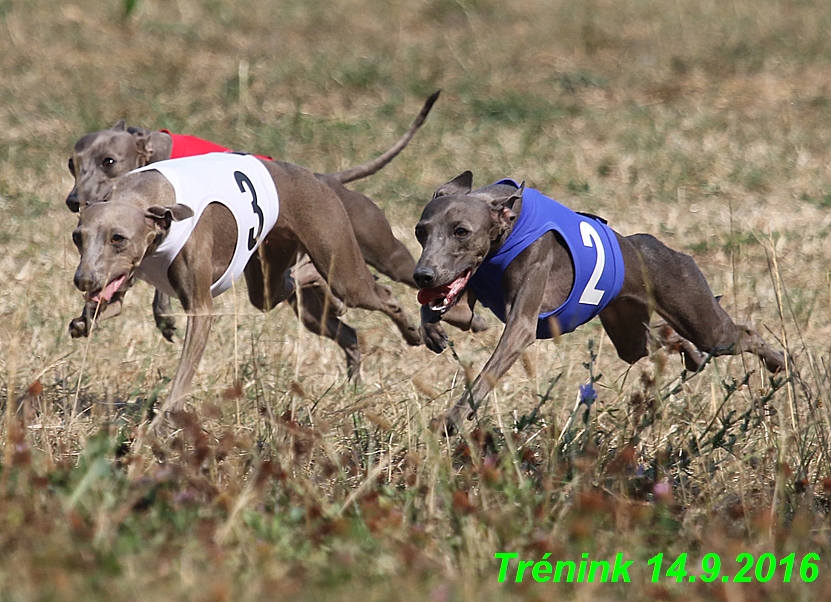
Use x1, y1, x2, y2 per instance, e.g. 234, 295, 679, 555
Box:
414, 225, 426, 243
72, 231, 82, 247
102, 157, 115, 168
68, 158, 75, 175
454, 227, 469, 238
111, 233, 125, 244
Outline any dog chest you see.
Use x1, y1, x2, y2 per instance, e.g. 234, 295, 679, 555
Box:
132, 153, 280, 298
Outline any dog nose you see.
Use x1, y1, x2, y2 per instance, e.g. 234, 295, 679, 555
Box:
413, 265, 437, 288
66, 190, 80, 213
74, 269, 92, 292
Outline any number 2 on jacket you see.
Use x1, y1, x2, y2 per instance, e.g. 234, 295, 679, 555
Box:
578, 221, 606, 306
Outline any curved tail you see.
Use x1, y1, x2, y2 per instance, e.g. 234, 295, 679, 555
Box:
329, 90, 441, 184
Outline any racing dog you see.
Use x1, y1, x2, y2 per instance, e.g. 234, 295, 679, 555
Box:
413, 172, 786, 432
72, 153, 421, 423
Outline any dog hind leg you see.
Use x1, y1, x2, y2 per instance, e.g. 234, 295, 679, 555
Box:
599, 297, 651, 364
288, 287, 362, 383
243, 238, 299, 311
287, 253, 362, 381
626, 233, 784, 372
274, 169, 421, 347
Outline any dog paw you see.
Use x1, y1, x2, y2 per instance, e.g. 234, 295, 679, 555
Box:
344, 346, 362, 384
430, 405, 473, 436
470, 314, 489, 333
765, 350, 787, 374
156, 316, 177, 342
68, 316, 90, 338
420, 323, 448, 353
429, 413, 458, 437
403, 326, 422, 347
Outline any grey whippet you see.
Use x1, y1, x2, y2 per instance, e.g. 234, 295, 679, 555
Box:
72, 154, 422, 424
413, 172, 785, 432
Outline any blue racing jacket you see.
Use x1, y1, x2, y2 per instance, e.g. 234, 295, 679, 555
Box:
467, 180, 625, 338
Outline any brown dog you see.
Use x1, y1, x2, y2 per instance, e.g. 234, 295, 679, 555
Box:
413, 172, 785, 432
72, 154, 422, 423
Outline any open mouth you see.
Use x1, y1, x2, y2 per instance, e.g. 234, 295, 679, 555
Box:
417, 269, 471, 314
85, 273, 129, 306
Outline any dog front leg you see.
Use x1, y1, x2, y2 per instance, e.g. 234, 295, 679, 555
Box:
152, 289, 177, 342
445, 310, 538, 432
420, 289, 478, 353
69, 299, 124, 338
442, 243, 553, 433
420, 304, 449, 353
154, 307, 214, 424
151, 253, 216, 428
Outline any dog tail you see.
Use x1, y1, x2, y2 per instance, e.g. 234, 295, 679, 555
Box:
329, 90, 440, 184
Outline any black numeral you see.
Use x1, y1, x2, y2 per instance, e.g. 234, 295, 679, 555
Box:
234, 170, 263, 251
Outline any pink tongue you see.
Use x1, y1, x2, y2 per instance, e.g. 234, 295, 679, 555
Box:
91, 274, 126, 304
418, 285, 452, 305
417, 271, 471, 306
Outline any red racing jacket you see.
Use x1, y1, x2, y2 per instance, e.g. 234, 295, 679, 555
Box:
161, 130, 273, 162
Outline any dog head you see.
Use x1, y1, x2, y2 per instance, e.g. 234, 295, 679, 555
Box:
72, 199, 193, 310
66, 121, 165, 213
413, 171, 524, 314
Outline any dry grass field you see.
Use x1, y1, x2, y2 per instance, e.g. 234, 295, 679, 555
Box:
3, 0, 831, 599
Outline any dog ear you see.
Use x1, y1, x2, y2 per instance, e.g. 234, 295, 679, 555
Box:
145, 204, 194, 231
111, 120, 126, 132
432, 171, 473, 199
490, 181, 524, 226
132, 130, 154, 166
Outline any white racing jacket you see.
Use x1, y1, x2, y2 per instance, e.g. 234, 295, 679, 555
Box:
132, 153, 279, 298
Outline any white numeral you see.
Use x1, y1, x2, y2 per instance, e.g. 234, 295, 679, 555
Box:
578, 221, 606, 305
